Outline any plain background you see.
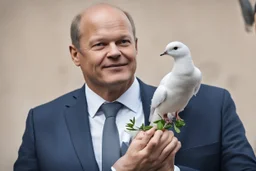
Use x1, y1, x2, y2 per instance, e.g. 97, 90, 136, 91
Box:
1, 0, 256, 170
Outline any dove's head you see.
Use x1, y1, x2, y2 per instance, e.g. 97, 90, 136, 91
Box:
160, 41, 190, 58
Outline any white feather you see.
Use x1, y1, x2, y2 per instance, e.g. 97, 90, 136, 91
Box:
149, 41, 202, 124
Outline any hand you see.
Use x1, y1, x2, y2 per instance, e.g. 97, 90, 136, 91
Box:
156, 134, 181, 171
113, 127, 181, 171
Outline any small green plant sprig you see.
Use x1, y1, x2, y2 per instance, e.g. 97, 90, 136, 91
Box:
126, 115, 186, 133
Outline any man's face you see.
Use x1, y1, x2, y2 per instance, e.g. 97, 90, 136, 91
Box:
73, 9, 138, 89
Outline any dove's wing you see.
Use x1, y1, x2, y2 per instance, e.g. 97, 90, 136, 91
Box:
159, 72, 172, 85
194, 67, 202, 96
149, 85, 168, 122
194, 83, 201, 96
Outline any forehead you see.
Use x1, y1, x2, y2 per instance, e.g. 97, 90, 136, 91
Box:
80, 8, 133, 41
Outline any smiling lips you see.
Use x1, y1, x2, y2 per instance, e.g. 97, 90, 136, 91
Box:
103, 63, 128, 68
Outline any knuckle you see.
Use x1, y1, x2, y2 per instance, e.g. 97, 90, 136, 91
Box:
145, 131, 152, 137
150, 139, 159, 147
178, 141, 182, 147
138, 142, 144, 149
150, 142, 157, 149
139, 150, 148, 158
172, 137, 178, 143
169, 130, 174, 137
152, 159, 160, 167
170, 152, 175, 158
136, 131, 145, 137
156, 130, 163, 135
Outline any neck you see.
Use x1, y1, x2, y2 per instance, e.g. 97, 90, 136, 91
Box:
86, 77, 135, 102
172, 54, 195, 75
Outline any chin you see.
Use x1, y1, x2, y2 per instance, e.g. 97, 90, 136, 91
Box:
103, 73, 134, 86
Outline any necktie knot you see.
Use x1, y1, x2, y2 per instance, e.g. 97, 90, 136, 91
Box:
101, 102, 123, 118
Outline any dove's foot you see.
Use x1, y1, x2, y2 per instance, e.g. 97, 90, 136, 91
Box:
163, 113, 172, 123
175, 111, 182, 120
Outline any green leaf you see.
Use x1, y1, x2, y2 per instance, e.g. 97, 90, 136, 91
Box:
126, 123, 133, 128
164, 123, 173, 129
153, 119, 162, 124
143, 125, 153, 131
157, 120, 164, 130
175, 119, 186, 128
160, 119, 165, 125
139, 123, 145, 130
174, 124, 180, 133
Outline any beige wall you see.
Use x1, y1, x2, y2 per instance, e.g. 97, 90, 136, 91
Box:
1, 0, 256, 170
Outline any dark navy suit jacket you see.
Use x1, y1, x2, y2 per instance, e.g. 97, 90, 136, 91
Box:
14, 79, 256, 171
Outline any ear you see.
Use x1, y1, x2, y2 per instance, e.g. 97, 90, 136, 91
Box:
135, 38, 138, 54
69, 45, 80, 66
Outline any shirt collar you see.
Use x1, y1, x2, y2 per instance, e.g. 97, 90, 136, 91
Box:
85, 77, 141, 118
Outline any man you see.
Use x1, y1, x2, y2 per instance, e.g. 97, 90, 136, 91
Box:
14, 3, 256, 171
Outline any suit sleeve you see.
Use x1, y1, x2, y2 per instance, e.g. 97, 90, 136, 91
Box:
14, 109, 40, 171
221, 90, 256, 170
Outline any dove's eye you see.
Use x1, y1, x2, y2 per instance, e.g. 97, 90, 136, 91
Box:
173, 47, 178, 50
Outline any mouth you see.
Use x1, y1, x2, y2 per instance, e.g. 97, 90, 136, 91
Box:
103, 63, 128, 68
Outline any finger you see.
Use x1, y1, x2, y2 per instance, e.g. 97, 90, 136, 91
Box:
158, 137, 179, 162
155, 130, 174, 156
144, 130, 171, 165
160, 141, 181, 167
150, 130, 172, 157
143, 130, 163, 153
138, 127, 156, 143
132, 127, 156, 150
168, 141, 181, 159
134, 130, 146, 141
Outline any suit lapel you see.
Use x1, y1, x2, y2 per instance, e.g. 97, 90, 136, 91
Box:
137, 78, 156, 126
64, 85, 99, 171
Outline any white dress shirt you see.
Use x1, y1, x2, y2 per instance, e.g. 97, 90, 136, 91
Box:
85, 78, 180, 171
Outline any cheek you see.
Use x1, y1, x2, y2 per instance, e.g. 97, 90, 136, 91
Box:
80, 54, 103, 74
90, 52, 105, 64
122, 47, 137, 61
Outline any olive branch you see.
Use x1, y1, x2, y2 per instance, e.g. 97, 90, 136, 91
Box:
126, 115, 185, 133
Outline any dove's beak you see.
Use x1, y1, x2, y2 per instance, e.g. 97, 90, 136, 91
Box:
160, 52, 167, 56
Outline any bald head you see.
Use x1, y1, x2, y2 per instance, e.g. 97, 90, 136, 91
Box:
70, 3, 136, 50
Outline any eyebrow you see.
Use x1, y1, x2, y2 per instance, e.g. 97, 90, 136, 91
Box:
89, 34, 132, 46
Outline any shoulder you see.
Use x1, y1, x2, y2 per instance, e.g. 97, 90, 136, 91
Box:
138, 77, 231, 99
199, 83, 228, 94
137, 78, 157, 97
139, 78, 233, 107
31, 85, 84, 114
197, 83, 232, 101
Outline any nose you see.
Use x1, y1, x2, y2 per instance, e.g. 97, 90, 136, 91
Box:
107, 43, 121, 59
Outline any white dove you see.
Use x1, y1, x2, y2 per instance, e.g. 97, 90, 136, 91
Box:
149, 41, 202, 125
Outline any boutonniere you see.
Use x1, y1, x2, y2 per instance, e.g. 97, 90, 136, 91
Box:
126, 114, 185, 133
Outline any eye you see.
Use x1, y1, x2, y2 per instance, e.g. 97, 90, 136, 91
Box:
94, 43, 105, 47
91, 42, 106, 51
119, 39, 130, 45
173, 47, 178, 50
